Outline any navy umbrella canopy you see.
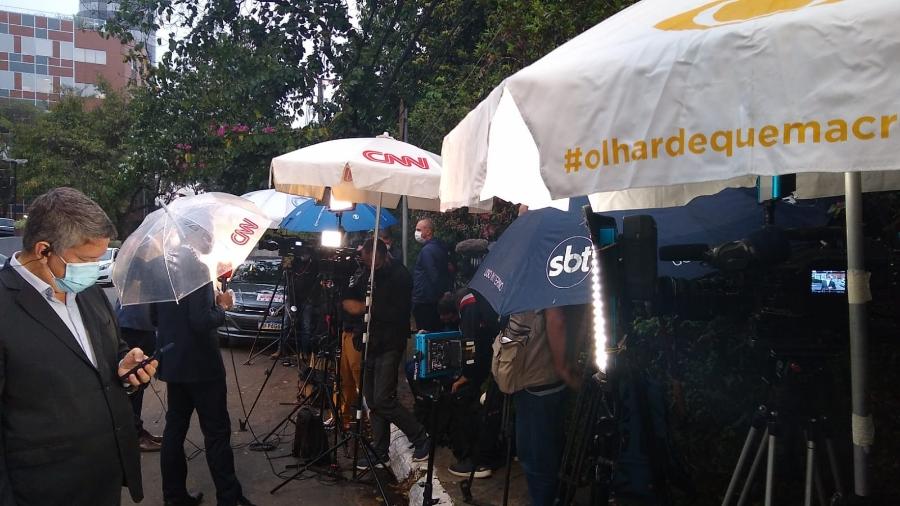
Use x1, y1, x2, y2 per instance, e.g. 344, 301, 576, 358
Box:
469, 199, 593, 317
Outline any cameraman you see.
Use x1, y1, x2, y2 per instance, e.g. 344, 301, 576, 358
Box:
342, 238, 430, 465
441, 289, 505, 479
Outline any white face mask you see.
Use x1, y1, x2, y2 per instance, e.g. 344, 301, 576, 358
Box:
414, 230, 426, 244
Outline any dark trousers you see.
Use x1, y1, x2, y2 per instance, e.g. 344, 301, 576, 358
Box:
514, 386, 569, 506
412, 303, 440, 332
466, 380, 504, 467
121, 327, 156, 433
162, 379, 242, 506
363, 350, 426, 456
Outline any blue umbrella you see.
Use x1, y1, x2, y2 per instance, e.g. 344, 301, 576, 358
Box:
279, 199, 398, 233
470, 199, 593, 317
470, 191, 833, 316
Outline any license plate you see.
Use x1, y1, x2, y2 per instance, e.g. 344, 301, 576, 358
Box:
259, 321, 283, 331
256, 293, 284, 303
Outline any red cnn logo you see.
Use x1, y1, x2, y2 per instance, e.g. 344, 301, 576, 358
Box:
230, 218, 259, 245
362, 150, 430, 169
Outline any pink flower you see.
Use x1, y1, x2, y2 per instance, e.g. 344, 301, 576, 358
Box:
231, 124, 249, 133
262, 126, 276, 134
216, 125, 227, 137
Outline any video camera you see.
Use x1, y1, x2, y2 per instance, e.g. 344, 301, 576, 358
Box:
412, 331, 476, 380
584, 210, 875, 345
259, 237, 312, 258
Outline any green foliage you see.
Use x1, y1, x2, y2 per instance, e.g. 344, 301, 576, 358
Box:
10, 83, 154, 235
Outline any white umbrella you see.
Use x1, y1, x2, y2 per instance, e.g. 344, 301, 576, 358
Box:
241, 189, 311, 224
440, 0, 896, 496
271, 135, 445, 211
113, 193, 273, 305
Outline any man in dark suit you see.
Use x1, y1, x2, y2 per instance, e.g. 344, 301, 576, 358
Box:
155, 279, 254, 506
0, 187, 157, 505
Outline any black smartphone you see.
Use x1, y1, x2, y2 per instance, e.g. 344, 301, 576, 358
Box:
118, 342, 174, 381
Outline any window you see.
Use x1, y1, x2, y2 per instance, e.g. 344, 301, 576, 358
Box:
0, 70, 12, 90
0, 34, 13, 53
60, 42, 73, 60
74, 47, 107, 65
20, 37, 35, 55
21, 73, 35, 92
35, 76, 52, 94
47, 18, 60, 31
36, 38, 53, 58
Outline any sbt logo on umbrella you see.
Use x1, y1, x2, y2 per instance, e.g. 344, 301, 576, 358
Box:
546, 236, 594, 289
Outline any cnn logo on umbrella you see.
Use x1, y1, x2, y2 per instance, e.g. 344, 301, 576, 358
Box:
362, 150, 430, 169
231, 218, 259, 245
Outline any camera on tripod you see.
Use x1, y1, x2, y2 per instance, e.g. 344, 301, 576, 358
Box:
655, 226, 856, 345
412, 331, 476, 381
259, 237, 312, 258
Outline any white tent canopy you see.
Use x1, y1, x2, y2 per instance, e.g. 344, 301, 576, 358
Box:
441, 0, 900, 211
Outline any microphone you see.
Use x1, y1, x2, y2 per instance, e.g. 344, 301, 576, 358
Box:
455, 238, 489, 256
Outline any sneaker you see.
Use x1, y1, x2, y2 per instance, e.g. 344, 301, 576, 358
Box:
448, 460, 493, 479
355, 454, 389, 471
412, 435, 432, 462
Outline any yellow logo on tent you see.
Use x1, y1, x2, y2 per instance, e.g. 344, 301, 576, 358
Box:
656, 0, 842, 31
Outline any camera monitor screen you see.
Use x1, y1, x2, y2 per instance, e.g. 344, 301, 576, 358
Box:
811, 270, 847, 294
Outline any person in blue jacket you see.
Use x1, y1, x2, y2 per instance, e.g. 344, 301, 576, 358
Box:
412, 218, 449, 331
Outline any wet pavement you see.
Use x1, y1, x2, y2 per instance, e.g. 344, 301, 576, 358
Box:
121, 345, 401, 506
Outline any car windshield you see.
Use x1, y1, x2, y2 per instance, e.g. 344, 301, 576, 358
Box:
231, 259, 281, 284
100, 249, 115, 261
0, 218, 13, 226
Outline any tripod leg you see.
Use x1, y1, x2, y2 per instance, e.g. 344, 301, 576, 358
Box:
825, 438, 845, 501
723, 425, 761, 506
814, 456, 827, 506
764, 432, 776, 506
501, 394, 513, 506
804, 437, 815, 506
737, 428, 769, 506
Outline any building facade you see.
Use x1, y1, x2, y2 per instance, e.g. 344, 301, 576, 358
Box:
0, 6, 142, 109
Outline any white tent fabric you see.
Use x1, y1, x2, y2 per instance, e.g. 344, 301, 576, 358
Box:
441, 0, 900, 211
271, 136, 444, 211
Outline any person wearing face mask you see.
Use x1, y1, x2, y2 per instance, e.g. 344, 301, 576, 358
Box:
0, 187, 157, 505
412, 218, 449, 332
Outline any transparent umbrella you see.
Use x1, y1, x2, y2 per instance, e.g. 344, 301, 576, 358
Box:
113, 193, 273, 305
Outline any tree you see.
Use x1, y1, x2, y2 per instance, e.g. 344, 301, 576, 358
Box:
10, 83, 153, 234
104, 0, 354, 196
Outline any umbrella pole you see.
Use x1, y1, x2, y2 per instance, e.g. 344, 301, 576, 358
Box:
844, 172, 872, 498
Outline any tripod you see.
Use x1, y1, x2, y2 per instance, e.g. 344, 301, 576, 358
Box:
459, 384, 514, 506
271, 208, 392, 504
722, 350, 846, 506
554, 371, 617, 506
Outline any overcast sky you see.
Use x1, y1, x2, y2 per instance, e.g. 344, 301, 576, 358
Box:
1, 0, 78, 15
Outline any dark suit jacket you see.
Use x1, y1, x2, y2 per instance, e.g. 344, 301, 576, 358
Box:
154, 282, 226, 383
0, 264, 143, 505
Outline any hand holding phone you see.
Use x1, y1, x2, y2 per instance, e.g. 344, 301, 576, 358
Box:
118, 343, 174, 383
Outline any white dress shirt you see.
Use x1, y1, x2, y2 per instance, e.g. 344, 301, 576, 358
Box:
11, 252, 98, 368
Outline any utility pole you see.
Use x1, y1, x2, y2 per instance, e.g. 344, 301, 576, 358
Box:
399, 100, 409, 266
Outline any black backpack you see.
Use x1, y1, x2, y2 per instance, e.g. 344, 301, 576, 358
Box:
292, 407, 330, 464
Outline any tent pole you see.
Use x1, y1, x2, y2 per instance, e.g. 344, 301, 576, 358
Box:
845, 171, 872, 498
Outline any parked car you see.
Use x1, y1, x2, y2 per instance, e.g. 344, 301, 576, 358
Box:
218, 257, 286, 343
0, 218, 14, 237
97, 247, 118, 286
